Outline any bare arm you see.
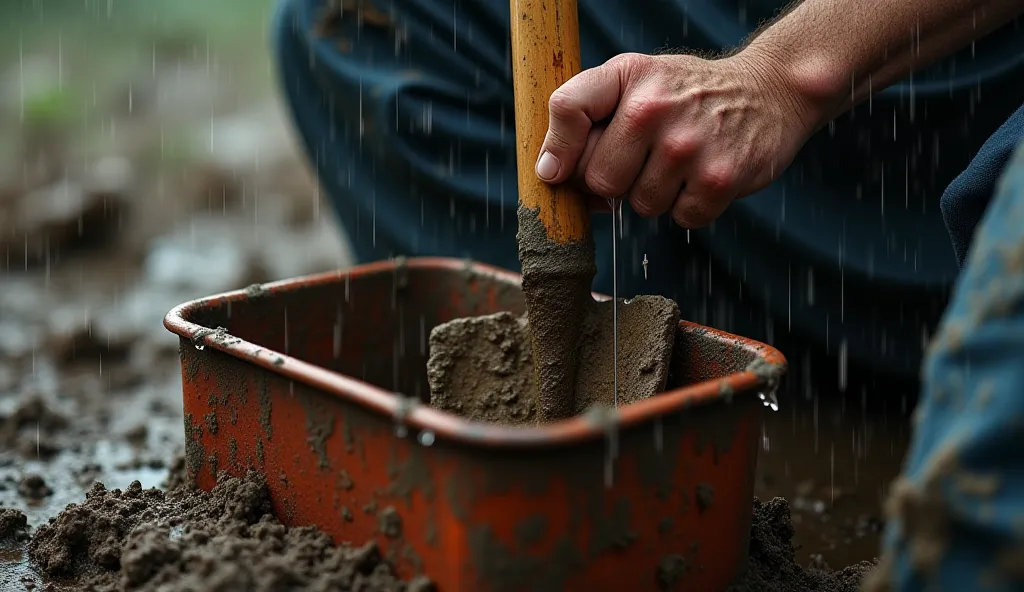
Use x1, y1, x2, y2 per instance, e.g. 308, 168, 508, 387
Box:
745, 0, 1024, 128
537, 0, 1024, 228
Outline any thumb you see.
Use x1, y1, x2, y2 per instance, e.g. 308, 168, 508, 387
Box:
536, 59, 625, 184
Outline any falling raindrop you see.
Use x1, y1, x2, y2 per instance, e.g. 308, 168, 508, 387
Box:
642, 253, 648, 279
417, 431, 435, 446
393, 395, 416, 438
607, 197, 621, 408
194, 343, 205, 351
838, 339, 849, 392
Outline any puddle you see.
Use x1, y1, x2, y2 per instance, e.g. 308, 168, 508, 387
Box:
754, 375, 911, 568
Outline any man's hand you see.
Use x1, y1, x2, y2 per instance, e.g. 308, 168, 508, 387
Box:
534, 51, 817, 228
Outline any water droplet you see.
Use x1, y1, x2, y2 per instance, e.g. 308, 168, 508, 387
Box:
392, 395, 416, 438
417, 431, 435, 446
194, 343, 205, 351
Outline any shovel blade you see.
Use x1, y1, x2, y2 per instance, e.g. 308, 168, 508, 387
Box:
426, 296, 680, 424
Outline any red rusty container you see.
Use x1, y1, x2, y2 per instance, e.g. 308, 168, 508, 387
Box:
164, 257, 786, 591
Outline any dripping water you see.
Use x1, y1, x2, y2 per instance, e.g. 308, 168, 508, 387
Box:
608, 197, 621, 407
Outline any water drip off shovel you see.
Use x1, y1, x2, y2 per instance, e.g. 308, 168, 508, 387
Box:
425, 0, 680, 423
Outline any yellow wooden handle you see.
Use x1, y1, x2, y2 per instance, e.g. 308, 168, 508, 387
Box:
509, 0, 589, 243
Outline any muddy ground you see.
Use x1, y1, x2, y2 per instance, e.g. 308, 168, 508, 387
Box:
0, 1, 914, 590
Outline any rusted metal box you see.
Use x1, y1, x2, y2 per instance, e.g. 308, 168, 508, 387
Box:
165, 257, 786, 591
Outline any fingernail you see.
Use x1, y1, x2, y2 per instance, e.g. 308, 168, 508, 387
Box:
535, 151, 559, 181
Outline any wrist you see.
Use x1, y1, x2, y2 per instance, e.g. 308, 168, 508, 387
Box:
735, 39, 850, 134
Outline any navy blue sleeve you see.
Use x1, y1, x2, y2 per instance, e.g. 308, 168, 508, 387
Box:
941, 104, 1024, 268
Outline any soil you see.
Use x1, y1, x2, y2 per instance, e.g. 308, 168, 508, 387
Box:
427, 206, 679, 426
26, 465, 435, 592
426, 294, 677, 425
730, 497, 877, 592
0, 509, 29, 542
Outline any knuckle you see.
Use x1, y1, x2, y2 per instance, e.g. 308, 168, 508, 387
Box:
671, 197, 712, 229
629, 193, 660, 218
661, 135, 699, 163
610, 52, 652, 73
697, 164, 737, 197
547, 87, 577, 119
585, 169, 625, 199
544, 127, 572, 152
619, 95, 664, 130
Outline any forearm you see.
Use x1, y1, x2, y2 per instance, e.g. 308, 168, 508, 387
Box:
742, 0, 1024, 128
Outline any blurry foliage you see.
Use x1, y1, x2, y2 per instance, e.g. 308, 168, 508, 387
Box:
23, 85, 77, 132
0, 0, 278, 171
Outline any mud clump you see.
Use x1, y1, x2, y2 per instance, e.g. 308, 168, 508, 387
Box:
729, 497, 877, 591
426, 298, 679, 425
0, 395, 68, 458
28, 470, 433, 591
426, 312, 536, 424
18, 474, 53, 500
0, 508, 30, 541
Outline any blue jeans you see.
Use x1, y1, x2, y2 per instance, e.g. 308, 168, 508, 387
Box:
270, 0, 1024, 378
867, 131, 1024, 592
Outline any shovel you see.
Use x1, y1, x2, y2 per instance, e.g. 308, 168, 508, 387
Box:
425, 0, 680, 424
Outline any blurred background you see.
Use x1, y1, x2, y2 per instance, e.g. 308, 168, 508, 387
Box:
0, 0, 354, 573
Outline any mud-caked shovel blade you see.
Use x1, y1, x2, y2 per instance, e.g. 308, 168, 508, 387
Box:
426, 295, 680, 425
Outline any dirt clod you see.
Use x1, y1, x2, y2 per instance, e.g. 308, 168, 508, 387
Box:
18, 474, 52, 500
729, 497, 878, 591
656, 554, 688, 590
0, 508, 29, 541
28, 470, 428, 590
378, 506, 402, 539
426, 296, 679, 426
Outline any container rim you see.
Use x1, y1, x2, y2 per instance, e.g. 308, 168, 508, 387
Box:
164, 257, 788, 449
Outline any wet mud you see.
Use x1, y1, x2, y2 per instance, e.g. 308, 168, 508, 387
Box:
26, 465, 433, 591
428, 205, 679, 425
426, 295, 678, 425
514, 204, 598, 420
729, 497, 877, 591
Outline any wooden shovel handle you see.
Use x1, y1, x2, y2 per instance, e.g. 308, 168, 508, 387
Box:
509, 0, 590, 244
